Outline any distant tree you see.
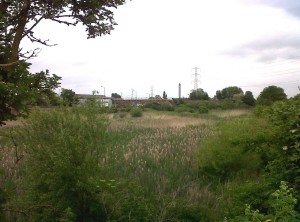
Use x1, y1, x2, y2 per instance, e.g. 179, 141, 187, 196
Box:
61, 89, 78, 107
189, 88, 209, 100
216, 86, 243, 99
257, 85, 287, 106
163, 91, 168, 99
92, 90, 99, 96
242, 91, 256, 106
216, 90, 223, 100
111, 93, 122, 99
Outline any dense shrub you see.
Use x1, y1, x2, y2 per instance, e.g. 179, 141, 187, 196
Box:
198, 117, 269, 182
198, 105, 209, 113
198, 94, 300, 220
230, 181, 299, 222
261, 95, 300, 207
130, 107, 143, 117
7, 105, 110, 221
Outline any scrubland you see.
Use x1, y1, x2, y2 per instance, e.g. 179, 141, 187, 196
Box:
0, 100, 299, 221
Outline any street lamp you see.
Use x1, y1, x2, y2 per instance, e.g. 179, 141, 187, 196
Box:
101, 86, 105, 97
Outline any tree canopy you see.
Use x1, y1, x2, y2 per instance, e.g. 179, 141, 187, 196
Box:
0, 0, 126, 125
61, 88, 78, 107
257, 85, 287, 106
216, 86, 243, 100
189, 88, 209, 100
163, 91, 168, 99
242, 91, 256, 106
0, 0, 126, 64
111, 93, 122, 99
0, 65, 61, 125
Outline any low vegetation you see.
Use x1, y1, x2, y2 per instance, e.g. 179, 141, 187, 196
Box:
0, 94, 299, 221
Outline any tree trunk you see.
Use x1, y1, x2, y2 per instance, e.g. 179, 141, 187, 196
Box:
9, 0, 31, 63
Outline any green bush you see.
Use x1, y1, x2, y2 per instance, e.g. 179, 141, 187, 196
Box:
162, 103, 174, 111
261, 95, 300, 208
198, 116, 272, 182
198, 105, 209, 113
130, 107, 143, 117
10, 105, 110, 221
198, 95, 300, 220
230, 181, 299, 222
145, 102, 162, 110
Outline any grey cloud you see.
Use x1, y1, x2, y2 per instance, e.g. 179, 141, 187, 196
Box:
223, 34, 300, 62
258, 0, 300, 19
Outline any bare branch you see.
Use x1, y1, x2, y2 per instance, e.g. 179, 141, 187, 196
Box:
50, 18, 77, 26
19, 48, 41, 59
26, 32, 57, 47
22, 15, 45, 38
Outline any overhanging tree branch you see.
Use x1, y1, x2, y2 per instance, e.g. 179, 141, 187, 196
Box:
22, 15, 44, 38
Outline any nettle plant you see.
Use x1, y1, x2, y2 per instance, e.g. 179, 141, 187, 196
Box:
264, 96, 300, 202
231, 181, 299, 222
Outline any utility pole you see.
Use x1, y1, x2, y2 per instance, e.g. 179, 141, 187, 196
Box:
192, 67, 201, 90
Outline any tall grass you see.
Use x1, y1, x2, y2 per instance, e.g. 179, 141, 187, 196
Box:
101, 119, 219, 220
0, 107, 251, 221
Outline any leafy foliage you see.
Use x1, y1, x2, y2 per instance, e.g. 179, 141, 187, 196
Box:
0, 63, 61, 125
198, 117, 270, 182
216, 86, 243, 100
0, 0, 125, 124
130, 107, 143, 117
189, 88, 209, 100
60, 88, 78, 107
256, 85, 287, 106
261, 95, 300, 205
231, 181, 299, 222
198, 94, 300, 220
111, 93, 122, 99
242, 91, 256, 106
9, 104, 110, 221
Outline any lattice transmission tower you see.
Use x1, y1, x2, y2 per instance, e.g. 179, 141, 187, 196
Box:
192, 67, 201, 90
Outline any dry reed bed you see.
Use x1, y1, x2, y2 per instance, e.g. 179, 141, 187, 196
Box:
101, 112, 217, 216
109, 112, 215, 130
99, 112, 221, 221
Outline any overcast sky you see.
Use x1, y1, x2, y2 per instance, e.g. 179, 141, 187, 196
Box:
24, 0, 300, 99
